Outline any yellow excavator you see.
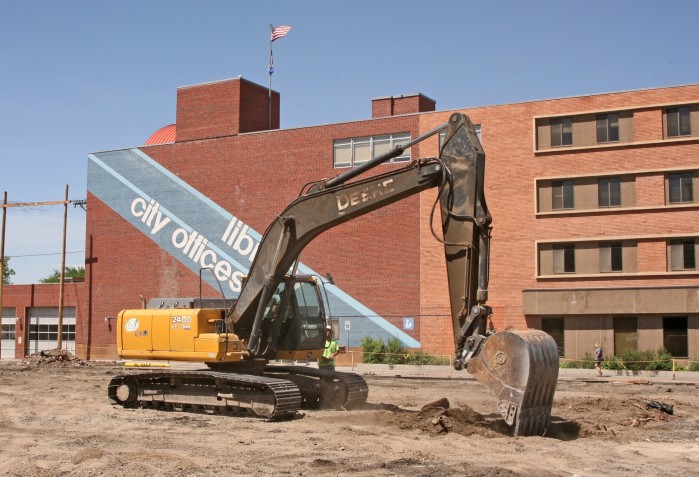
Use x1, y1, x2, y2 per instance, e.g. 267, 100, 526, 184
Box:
108, 113, 559, 436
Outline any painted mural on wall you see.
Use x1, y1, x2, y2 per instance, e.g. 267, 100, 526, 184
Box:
87, 148, 419, 348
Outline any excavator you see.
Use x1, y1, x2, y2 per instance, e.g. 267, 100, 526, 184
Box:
108, 113, 559, 436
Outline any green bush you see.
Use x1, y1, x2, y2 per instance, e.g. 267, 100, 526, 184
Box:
602, 355, 625, 371
405, 350, 451, 366
689, 360, 699, 372
560, 352, 595, 369
618, 349, 655, 371
384, 337, 406, 365
359, 336, 449, 365
561, 348, 681, 371
359, 336, 384, 364
647, 347, 674, 371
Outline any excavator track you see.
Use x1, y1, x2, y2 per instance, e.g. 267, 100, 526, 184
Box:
107, 370, 302, 419
263, 365, 369, 409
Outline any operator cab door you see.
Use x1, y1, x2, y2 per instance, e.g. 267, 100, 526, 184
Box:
276, 280, 326, 352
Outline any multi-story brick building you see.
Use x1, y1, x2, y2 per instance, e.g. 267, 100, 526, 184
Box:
2, 77, 698, 363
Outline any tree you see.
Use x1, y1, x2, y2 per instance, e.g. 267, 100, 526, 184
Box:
2, 256, 15, 285
39, 266, 85, 283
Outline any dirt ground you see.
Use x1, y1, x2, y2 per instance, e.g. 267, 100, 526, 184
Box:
1, 355, 698, 477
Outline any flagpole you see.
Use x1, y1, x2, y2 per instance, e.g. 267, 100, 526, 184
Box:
268, 23, 273, 130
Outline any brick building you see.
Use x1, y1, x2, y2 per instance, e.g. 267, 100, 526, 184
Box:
2, 77, 698, 363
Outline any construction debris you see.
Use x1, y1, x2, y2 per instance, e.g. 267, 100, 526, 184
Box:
646, 400, 674, 415
22, 349, 87, 367
421, 397, 450, 411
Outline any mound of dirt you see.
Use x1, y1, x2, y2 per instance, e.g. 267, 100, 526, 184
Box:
21, 349, 88, 367
377, 398, 502, 437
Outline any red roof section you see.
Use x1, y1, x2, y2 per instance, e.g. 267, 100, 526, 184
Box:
144, 124, 176, 145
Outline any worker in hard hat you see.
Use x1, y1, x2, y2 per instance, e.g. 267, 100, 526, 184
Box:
319, 327, 341, 371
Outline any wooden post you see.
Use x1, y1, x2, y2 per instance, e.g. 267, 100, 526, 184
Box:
56, 185, 68, 350
0, 192, 6, 358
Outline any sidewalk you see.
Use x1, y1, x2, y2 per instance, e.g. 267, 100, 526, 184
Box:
342, 362, 699, 384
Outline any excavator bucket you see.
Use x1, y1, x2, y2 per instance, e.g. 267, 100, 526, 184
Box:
467, 329, 559, 436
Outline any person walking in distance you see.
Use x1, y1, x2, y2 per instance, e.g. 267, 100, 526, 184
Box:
319, 327, 341, 371
594, 341, 604, 377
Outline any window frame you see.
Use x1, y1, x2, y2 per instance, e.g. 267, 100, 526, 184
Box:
666, 106, 691, 138
596, 113, 620, 143
333, 132, 411, 169
669, 239, 696, 271
541, 317, 565, 357
600, 242, 623, 273
553, 244, 576, 274
598, 176, 622, 208
668, 172, 694, 204
663, 316, 688, 358
552, 180, 575, 210
550, 117, 573, 147
613, 316, 638, 355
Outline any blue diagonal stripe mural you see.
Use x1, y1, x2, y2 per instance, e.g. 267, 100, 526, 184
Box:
88, 148, 420, 348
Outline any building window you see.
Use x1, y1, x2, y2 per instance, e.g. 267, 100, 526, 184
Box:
333, 132, 411, 168
613, 316, 638, 355
669, 239, 696, 271
600, 242, 623, 272
668, 172, 694, 203
598, 177, 621, 207
1, 323, 15, 340
551, 117, 572, 147
596, 113, 619, 143
666, 106, 691, 138
663, 316, 688, 357
553, 244, 575, 273
29, 323, 76, 342
541, 317, 564, 357
552, 180, 574, 210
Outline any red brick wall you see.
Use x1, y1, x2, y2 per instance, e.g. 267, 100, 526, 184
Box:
372, 94, 436, 118
239, 79, 280, 133
414, 85, 699, 354
176, 78, 279, 141
81, 82, 699, 360
2, 283, 86, 359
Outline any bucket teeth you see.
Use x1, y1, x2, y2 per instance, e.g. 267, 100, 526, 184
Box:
467, 329, 559, 436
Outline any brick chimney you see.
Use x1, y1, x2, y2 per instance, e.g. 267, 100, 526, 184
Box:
175, 77, 280, 142
371, 93, 436, 118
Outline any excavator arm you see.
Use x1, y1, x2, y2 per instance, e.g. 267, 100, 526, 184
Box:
228, 112, 559, 435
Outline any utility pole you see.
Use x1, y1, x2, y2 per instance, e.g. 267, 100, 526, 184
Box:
0, 192, 6, 358
56, 185, 68, 350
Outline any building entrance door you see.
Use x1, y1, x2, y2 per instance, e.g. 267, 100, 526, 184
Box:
1, 308, 16, 359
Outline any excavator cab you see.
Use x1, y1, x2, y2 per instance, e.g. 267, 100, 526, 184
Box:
259, 275, 328, 360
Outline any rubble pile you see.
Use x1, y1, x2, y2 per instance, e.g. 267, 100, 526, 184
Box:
23, 349, 88, 367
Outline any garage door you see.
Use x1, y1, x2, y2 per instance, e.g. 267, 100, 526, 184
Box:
28, 307, 76, 354
1, 307, 16, 359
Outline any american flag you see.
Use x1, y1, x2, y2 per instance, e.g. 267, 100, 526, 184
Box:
271, 25, 292, 42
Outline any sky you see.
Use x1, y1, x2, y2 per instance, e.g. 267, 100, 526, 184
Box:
1, 0, 698, 283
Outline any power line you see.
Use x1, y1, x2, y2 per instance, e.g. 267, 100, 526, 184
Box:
8, 251, 84, 258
